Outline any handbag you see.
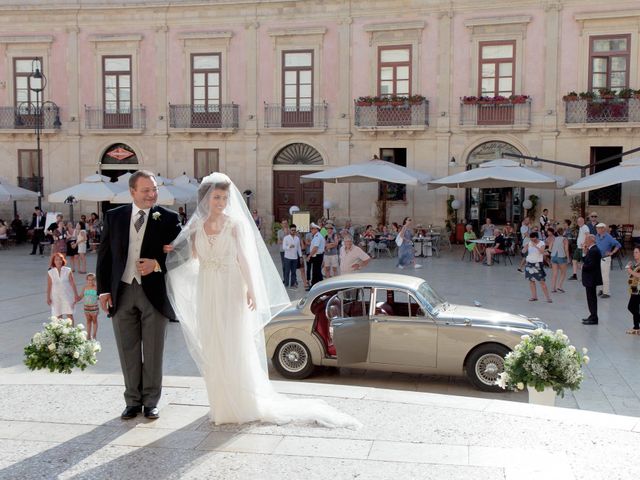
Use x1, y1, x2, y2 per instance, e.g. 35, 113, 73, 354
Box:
395, 234, 403, 247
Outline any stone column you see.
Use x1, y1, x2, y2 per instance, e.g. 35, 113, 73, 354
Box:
155, 25, 169, 175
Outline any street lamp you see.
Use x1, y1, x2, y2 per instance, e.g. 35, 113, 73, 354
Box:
17, 60, 61, 208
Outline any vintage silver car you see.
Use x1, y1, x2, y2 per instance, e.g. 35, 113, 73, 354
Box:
265, 273, 548, 391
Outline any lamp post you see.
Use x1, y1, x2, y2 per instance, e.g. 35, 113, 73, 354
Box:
19, 61, 61, 209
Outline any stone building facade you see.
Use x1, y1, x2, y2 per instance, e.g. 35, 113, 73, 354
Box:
0, 0, 639, 228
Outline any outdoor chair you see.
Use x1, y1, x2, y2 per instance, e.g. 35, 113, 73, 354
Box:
373, 241, 392, 258
430, 235, 441, 257
440, 229, 452, 251
461, 241, 473, 261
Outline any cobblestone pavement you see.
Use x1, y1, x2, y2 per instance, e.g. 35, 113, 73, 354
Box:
1, 243, 640, 479
2, 242, 639, 416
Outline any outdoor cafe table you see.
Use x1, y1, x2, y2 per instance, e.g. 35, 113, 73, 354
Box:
469, 238, 495, 256
413, 234, 439, 257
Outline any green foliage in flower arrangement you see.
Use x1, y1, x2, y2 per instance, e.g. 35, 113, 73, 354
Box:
496, 328, 589, 397
24, 317, 101, 374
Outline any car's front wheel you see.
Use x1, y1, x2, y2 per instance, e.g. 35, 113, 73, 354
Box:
273, 339, 315, 379
466, 344, 510, 392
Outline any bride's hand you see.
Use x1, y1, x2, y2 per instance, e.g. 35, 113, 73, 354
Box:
246, 291, 256, 311
163, 244, 174, 253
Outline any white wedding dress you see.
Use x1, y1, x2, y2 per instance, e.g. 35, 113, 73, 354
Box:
191, 217, 360, 427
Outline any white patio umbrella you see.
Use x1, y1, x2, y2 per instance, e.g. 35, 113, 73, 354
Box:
565, 156, 640, 194
0, 178, 39, 202
427, 159, 569, 190
300, 159, 432, 185
48, 173, 126, 202
115, 172, 133, 187
110, 177, 194, 205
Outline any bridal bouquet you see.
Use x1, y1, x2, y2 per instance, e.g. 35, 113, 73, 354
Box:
496, 328, 589, 397
24, 317, 101, 374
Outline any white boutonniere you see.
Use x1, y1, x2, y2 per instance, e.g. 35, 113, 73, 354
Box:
152, 212, 161, 221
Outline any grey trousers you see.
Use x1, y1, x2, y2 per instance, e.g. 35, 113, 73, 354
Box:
112, 280, 168, 407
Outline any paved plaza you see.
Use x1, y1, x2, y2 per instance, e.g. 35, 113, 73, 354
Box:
1, 242, 640, 478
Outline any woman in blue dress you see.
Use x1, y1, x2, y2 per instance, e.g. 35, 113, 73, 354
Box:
396, 217, 422, 269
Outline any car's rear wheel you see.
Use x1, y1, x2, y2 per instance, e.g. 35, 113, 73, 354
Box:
273, 339, 315, 379
466, 344, 510, 392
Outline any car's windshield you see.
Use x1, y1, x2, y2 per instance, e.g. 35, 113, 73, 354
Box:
416, 281, 447, 316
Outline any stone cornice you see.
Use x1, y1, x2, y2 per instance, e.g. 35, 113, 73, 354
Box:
268, 27, 326, 37
88, 34, 143, 43
574, 10, 640, 21
177, 31, 233, 40
0, 35, 54, 44
363, 21, 425, 33
464, 15, 532, 28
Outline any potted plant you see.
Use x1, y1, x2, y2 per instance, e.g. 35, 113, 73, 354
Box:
509, 94, 529, 104
355, 96, 375, 106
408, 94, 425, 105
462, 96, 478, 104
389, 95, 407, 106
373, 96, 389, 107
579, 91, 596, 101
562, 91, 579, 101
496, 328, 590, 405
618, 88, 634, 99
493, 95, 509, 104
598, 87, 615, 100
634, 89, 640, 100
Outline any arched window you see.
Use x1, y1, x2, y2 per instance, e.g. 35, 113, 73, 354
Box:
273, 143, 323, 165
101, 144, 138, 165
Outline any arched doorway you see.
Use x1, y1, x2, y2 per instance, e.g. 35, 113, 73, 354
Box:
465, 141, 524, 227
272, 143, 324, 222
99, 143, 139, 213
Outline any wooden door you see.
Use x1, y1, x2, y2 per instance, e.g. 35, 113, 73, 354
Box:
273, 171, 323, 223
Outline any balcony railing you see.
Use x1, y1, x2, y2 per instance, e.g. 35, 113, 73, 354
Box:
460, 100, 531, 127
17, 176, 42, 193
169, 103, 239, 129
564, 98, 640, 124
0, 105, 61, 130
84, 106, 146, 130
354, 100, 429, 128
264, 102, 327, 128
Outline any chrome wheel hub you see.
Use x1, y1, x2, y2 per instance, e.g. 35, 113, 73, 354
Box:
475, 353, 504, 386
279, 342, 308, 373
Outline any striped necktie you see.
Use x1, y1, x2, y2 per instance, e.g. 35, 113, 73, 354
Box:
134, 210, 146, 232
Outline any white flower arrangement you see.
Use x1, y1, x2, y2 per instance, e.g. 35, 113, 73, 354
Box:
24, 317, 101, 374
152, 211, 161, 221
496, 328, 589, 396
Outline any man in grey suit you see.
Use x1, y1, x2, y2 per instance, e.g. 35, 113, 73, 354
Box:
97, 171, 181, 420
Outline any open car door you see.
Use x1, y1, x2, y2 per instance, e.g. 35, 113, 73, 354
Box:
326, 288, 370, 366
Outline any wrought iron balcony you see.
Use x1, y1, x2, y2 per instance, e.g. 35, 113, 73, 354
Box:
84, 106, 146, 130
0, 105, 61, 130
564, 98, 640, 124
354, 100, 429, 128
264, 102, 327, 129
459, 99, 531, 128
17, 176, 43, 193
169, 103, 239, 129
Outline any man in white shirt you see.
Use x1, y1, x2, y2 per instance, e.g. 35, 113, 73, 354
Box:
570, 216, 591, 281
306, 222, 325, 289
517, 217, 530, 272
339, 235, 371, 274
282, 224, 302, 288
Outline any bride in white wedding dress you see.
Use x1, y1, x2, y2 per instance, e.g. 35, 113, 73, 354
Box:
166, 173, 360, 428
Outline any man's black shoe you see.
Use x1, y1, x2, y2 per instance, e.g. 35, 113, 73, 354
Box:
121, 406, 142, 419
598, 291, 603, 296
569, 274, 577, 280
144, 406, 160, 419
582, 318, 599, 325
29, 252, 36, 255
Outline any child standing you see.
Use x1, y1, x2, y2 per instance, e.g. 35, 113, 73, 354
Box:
47, 253, 80, 324
82, 273, 99, 339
